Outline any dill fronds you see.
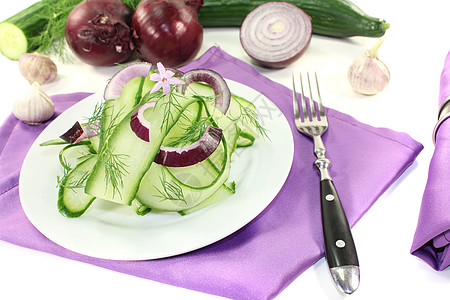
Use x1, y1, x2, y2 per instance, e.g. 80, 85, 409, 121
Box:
154, 171, 186, 204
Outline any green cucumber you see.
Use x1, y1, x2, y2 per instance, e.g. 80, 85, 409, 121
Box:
58, 143, 94, 171
236, 131, 256, 147
135, 83, 243, 212
85, 92, 200, 205
178, 181, 236, 215
197, 0, 389, 38
131, 199, 151, 216
98, 76, 155, 152
58, 155, 96, 218
135, 152, 231, 211
0, 0, 83, 60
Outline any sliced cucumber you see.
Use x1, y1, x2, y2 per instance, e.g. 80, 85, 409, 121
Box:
236, 131, 256, 147
131, 199, 151, 216
58, 143, 94, 171
135, 85, 242, 212
58, 156, 97, 218
178, 181, 236, 215
98, 76, 154, 151
85, 92, 200, 205
0, 22, 28, 60
135, 148, 231, 211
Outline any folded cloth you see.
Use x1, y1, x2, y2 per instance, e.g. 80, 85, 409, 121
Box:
0, 46, 423, 299
411, 49, 450, 271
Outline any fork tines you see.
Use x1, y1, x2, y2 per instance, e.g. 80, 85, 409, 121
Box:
292, 72, 326, 123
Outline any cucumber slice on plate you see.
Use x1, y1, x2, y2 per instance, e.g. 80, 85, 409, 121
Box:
58, 155, 97, 218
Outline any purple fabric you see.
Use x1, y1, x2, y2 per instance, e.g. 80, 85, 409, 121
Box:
411, 50, 450, 271
0, 47, 422, 299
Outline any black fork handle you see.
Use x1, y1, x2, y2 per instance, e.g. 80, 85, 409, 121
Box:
320, 179, 359, 268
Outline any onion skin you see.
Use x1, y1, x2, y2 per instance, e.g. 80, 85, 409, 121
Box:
60, 121, 100, 144
65, 0, 135, 66
60, 122, 85, 143
132, 0, 204, 68
154, 126, 223, 167
239, 1, 312, 68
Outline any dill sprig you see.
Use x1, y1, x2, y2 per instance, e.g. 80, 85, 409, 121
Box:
28, 0, 84, 58
166, 115, 214, 147
231, 96, 270, 140
154, 171, 186, 204
158, 87, 186, 133
57, 158, 92, 192
98, 149, 129, 198
83, 101, 104, 135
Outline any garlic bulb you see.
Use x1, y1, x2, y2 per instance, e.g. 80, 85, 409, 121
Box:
348, 38, 390, 95
13, 82, 55, 125
19, 52, 57, 85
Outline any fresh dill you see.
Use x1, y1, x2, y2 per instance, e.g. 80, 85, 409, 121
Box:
87, 102, 129, 197
166, 115, 214, 147
158, 87, 185, 133
154, 171, 186, 204
231, 96, 270, 140
98, 149, 129, 198
28, 0, 84, 59
57, 167, 90, 191
83, 101, 105, 135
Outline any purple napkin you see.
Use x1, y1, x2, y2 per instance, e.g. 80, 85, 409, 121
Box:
411, 49, 450, 271
1, 47, 422, 299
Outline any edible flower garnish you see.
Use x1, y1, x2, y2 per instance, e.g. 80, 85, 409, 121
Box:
150, 62, 184, 95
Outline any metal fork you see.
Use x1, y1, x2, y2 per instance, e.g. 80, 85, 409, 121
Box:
292, 73, 360, 294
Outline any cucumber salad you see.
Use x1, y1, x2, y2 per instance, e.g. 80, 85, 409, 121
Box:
42, 63, 266, 217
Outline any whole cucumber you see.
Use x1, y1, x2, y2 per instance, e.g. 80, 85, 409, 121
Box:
197, 0, 389, 38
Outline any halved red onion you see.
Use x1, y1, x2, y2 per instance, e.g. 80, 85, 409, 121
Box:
60, 121, 99, 144
104, 62, 152, 101
130, 101, 156, 142
154, 126, 223, 167
178, 69, 231, 114
239, 2, 312, 68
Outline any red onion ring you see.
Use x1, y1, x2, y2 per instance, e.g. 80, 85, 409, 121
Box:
239, 2, 312, 68
154, 126, 223, 167
104, 62, 152, 101
130, 102, 156, 142
178, 69, 231, 114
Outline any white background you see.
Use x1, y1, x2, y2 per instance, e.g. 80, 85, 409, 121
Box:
1, 0, 450, 299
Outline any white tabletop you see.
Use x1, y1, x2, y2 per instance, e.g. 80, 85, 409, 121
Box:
1, 1, 449, 299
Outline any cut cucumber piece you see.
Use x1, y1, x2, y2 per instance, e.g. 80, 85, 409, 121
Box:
135, 88, 241, 212
58, 143, 94, 171
58, 156, 97, 218
85, 92, 201, 205
178, 181, 236, 215
236, 131, 256, 147
131, 199, 151, 216
98, 76, 155, 152
136, 149, 231, 211
0, 22, 28, 60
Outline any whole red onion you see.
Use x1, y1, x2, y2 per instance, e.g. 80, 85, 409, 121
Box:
132, 0, 204, 68
65, 0, 135, 66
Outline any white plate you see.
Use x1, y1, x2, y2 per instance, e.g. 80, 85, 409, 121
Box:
19, 80, 294, 260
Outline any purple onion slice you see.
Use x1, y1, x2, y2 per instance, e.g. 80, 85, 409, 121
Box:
60, 121, 99, 144
178, 69, 231, 114
239, 2, 312, 68
154, 126, 223, 167
104, 62, 152, 101
130, 102, 156, 142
